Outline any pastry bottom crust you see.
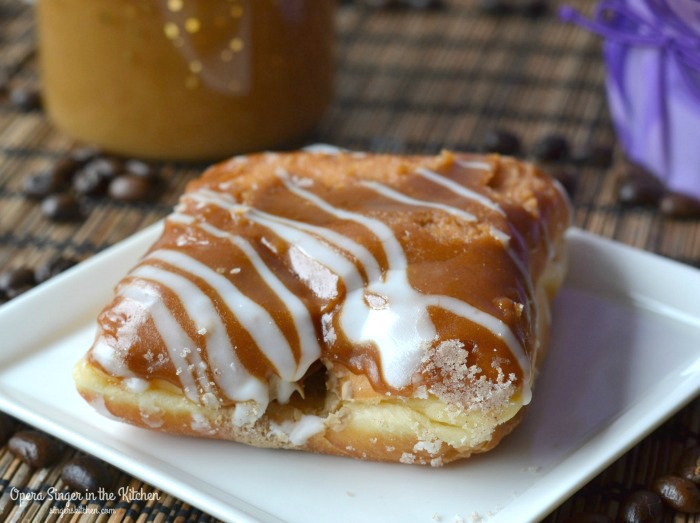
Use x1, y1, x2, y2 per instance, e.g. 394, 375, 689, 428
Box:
74, 358, 524, 465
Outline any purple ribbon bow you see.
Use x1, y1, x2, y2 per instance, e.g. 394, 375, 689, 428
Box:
561, 0, 700, 197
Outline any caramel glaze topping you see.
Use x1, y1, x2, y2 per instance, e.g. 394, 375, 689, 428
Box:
89, 150, 570, 417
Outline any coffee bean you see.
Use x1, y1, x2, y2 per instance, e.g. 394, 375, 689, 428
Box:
69, 146, 101, 165
40, 193, 85, 222
108, 174, 153, 201
677, 447, 700, 484
0, 412, 15, 445
562, 513, 613, 523
357, 0, 397, 7
9, 86, 42, 111
653, 475, 700, 513
61, 455, 114, 493
0, 267, 35, 293
73, 168, 109, 196
35, 255, 79, 284
5, 284, 33, 299
518, 0, 548, 17
478, 0, 512, 15
572, 144, 614, 168
616, 165, 664, 206
659, 192, 700, 218
82, 157, 123, 180
551, 168, 578, 197
22, 170, 68, 199
125, 159, 156, 178
619, 490, 663, 523
51, 156, 82, 183
0, 412, 17, 445
0, 70, 9, 93
482, 129, 521, 155
404, 0, 444, 8
8, 430, 64, 468
532, 134, 570, 162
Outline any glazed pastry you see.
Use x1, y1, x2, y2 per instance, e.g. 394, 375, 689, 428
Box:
74, 149, 570, 466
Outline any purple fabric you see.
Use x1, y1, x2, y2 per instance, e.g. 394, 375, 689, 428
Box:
561, 0, 700, 199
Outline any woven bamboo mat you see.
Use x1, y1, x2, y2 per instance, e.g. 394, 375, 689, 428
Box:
1, 0, 700, 521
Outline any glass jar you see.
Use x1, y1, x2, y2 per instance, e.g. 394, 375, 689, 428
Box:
36, 0, 335, 162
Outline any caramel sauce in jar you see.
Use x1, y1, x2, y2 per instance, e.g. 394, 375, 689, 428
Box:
37, 1, 334, 161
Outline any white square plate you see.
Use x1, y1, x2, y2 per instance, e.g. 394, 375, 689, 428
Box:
2, 224, 700, 523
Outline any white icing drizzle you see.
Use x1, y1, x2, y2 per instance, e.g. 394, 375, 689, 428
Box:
363, 175, 534, 367
128, 265, 224, 408
189, 223, 322, 377
361, 180, 477, 223
142, 250, 301, 403
116, 284, 202, 404
416, 167, 505, 216
279, 176, 530, 390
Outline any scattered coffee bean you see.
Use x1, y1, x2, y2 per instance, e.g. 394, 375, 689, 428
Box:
404, 0, 444, 8
5, 284, 33, 299
61, 455, 115, 493
572, 143, 614, 168
356, 0, 442, 8
0, 412, 15, 445
478, 0, 513, 15
653, 475, 700, 513
532, 134, 570, 162
562, 513, 613, 523
51, 156, 82, 183
481, 129, 521, 155
40, 193, 85, 222
22, 170, 68, 199
551, 168, 578, 197
659, 192, 700, 218
125, 159, 156, 178
357, 0, 397, 7
21, 143, 166, 221
34, 255, 79, 284
69, 145, 101, 165
518, 0, 548, 17
108, 174, 154, 202
619, 490, 664, 523
616, 165, 664, 207
73, 168, 109, 196
9, 85, 42, 111
8, 430, 64, 468
676, 447, 700, 484
82, 157, 123, 180
0, 267, 35, 293
0, 70, 9, 93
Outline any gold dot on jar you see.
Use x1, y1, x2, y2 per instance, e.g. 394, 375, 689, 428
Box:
189, 60, 203, 73
164, 22, 179, 39
228, 79, 242, 92
220, 50, 234, 62
167, 0, 183, 12
229, 37, 244, 51
230, 5, 243, 18
185, 75, 200, 90
185, 17, 201, 33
